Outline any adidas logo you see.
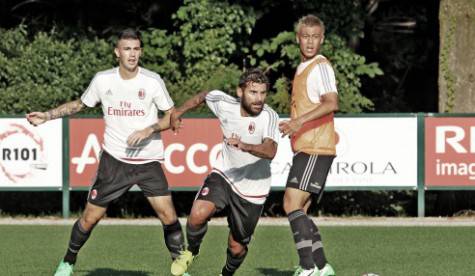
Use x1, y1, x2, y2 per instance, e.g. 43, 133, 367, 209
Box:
106, 89, 112, 96
289, 177, 299, 184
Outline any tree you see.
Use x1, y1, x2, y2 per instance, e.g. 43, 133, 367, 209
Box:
439, 0, 475, 112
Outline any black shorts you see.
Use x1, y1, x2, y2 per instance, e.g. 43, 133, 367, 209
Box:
87, 150, 170, 207
196, 173, 263, 245
286, 152, 335, 197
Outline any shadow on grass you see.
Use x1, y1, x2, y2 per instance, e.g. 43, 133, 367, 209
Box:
256, 267, 294, 275
81, 268, 151, 276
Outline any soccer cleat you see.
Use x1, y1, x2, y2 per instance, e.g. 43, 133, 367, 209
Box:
320, 263, 336, 276
293, 265, 319, 276
171, 250, 195, 276
53, 261, 74, 276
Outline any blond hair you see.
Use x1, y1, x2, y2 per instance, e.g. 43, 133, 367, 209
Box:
296, 15, 325, 34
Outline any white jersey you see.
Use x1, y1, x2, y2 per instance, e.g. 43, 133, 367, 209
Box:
81, 67, 174, 164
206, 90, 280, 204
296, 54, 338, 103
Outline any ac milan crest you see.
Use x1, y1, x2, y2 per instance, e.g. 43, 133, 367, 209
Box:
201, 187, 210, 196
138, 88, 146, 100
248, 122, 256, 134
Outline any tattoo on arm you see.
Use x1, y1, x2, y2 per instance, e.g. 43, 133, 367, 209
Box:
47, 100, 85, 120
149, 123, 161, 132
176, 91, 209, 114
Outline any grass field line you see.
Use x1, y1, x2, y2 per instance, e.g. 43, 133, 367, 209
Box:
1, 216, 474, 226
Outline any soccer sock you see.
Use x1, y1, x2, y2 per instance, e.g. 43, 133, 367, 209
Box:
288, 209, 314, 269
163, 220, 185, 260
221, 247, 248, 276
186, 221, 208, 255
63, 220, 93, 265
307, 217, 327, 270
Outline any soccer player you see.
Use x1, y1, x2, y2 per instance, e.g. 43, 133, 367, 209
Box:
169, 68, 279, 276
26, 29, 184, 276
279, 15, 339, 276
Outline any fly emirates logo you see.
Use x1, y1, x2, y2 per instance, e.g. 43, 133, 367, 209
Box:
435, 126, 475, 180
107, 101, 145, 117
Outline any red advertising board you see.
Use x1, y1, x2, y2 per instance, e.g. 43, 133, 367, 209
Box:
425, 117, 475, 186
69, 119, 105, 187
69, 118, 221, 188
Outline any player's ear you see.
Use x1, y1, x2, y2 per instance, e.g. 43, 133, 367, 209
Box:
236, 87, 243, 98
320, 34, 325, 45
114, 47, 120, 59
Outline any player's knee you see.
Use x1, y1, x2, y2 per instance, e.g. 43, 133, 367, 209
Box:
189, 207, 211, 226
156, 209, 177, 224
283, 191, 306, 214
283, 195, 297, 214
80, 215, 100, 231
228, 242, 247, 257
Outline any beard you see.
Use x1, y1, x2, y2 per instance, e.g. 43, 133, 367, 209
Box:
241, 96, 263, 116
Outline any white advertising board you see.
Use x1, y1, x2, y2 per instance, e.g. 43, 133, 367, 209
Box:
0, 119, 63, 187
271, 117, 418, 188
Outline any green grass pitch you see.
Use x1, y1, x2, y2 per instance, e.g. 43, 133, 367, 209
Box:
1, 225, 474, 275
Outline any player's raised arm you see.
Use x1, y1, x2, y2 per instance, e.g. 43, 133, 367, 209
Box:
26, 99, 86, 126
170, 90, 209, 133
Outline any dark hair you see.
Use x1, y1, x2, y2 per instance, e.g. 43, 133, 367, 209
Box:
238, 68, 270, 90
117, 28, 142, 47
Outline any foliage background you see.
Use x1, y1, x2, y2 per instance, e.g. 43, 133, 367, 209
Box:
0, 0, 382, 115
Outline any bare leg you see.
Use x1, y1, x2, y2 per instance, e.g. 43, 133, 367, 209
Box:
63, 202, 106, 264
147, 195, 184, 259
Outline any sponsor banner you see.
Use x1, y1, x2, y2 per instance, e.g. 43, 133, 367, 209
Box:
69, 119, 105, 187
69, 117, 418, 188
0, 119, 62, 187
326, 117, 418, 187
69, 118, 222, 187
161, 119, 222, 187
425, 117, 475, 186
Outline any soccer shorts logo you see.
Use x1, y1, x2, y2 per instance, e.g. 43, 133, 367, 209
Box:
90, 189, 98, 200
200, 187, 210, 196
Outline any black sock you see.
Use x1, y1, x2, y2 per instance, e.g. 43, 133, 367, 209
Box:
288, 209, 314, 269
163, 220, 185, 260
221, 248, 248, 276
307, 217, 327, 269
63, 220, 93, 265
186, 222, 208, 255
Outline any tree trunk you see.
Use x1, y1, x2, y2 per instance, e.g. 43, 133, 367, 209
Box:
439, 0, 475, 112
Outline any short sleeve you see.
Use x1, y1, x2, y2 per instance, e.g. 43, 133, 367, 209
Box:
307, 63, 338, 102
80, 75, 101, 107
316, 63, 338, 95
205, 90, 237, 117
262, 107, 280, 143
152, 77, 174, 111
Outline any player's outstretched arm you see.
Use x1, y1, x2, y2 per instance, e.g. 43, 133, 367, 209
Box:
227, 135, 277, 160
170, 90, 209, 133
26, 99, 85, 126
126, 108, 174, 146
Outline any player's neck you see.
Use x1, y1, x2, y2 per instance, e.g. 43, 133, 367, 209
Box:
118, 66, 139, 80
301, 53, 318, 62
